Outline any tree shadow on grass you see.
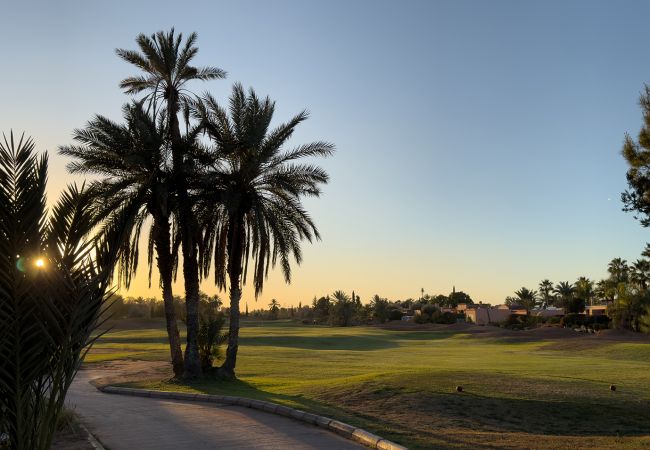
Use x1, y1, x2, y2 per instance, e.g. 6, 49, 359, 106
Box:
239, 331, 457, 351
156, 376, 348, 419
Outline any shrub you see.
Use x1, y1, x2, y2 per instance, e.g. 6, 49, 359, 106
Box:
414, 313, 430, 324
438, 312, 457, 324
560, 313, 586, 328
388, 309, 404, 321
0, 136, 118, 450
198, 310, 228, 372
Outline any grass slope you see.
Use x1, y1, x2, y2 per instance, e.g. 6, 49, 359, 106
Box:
87, 319, 650, 449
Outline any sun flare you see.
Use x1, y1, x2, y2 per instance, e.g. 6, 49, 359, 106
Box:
35, 258, 45, 268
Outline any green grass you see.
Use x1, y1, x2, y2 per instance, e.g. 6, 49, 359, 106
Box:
87, 320, 650, 449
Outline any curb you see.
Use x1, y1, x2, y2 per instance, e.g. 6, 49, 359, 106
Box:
79, 423, 106, 450
100, 386, 408, 450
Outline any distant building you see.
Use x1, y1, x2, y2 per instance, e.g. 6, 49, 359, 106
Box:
584, 305, 608, 317
464, 306, 511, 325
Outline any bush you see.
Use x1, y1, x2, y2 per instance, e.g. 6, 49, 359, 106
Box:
560, 313, 586, 328
414, 313, 429, 324
388, 309, 404, 321
501, 314, 543, 330
546, 316, 562, 325
198, 310, 228, 372
438, 312, 457, 324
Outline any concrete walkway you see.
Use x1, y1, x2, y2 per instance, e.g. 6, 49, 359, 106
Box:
66, 366, 365, 450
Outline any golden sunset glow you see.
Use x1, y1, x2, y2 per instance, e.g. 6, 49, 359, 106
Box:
35, 258, 45, 268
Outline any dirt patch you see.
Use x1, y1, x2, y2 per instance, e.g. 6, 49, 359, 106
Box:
597, 328, 650, 342
83, 359, 172, 388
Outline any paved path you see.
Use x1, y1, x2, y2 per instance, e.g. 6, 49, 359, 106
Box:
66, 366, 365, 450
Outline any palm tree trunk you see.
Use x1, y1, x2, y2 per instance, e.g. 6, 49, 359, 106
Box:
167, 97, 202, 378
152, 215, 184, 378
181, 239, 201, 378
220, 282, 241, 378
220, 215, 245, 379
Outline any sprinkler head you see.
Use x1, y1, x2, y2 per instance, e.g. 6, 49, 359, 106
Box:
456, 385, 463, 392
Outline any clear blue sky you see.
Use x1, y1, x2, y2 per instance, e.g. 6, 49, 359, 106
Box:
2, 0, 650, 305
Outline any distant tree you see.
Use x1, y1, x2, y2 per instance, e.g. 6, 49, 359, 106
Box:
400, 298, 415, 309
268, 299, 280, 319
514, 287, 538, 312
595, 279, 616, 304
554, 281, 583, 313
538, 279, 555, 308
575, 277, 595, 306
330, 290, 357, 326
431, 294, 449, 306
312, 296, 331, 322
447, 290, 473, 308
608, 283, 650, 332
608, 258, 629, 284
631, 259, 650, 290
370, 294, 390, 323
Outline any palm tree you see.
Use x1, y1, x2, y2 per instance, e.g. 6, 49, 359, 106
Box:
631, 259, 650, 290
330, 290, 357, 326
59, 102, 185, 377
608, 258, 629, 284
195, 84, 333, 378
575, 276, 595, 306
554, 281, 576, 311
116, 29, 226, 378
595, 278, 616, 304
538, 279, 555, 308
268, 299, 280, 319
514, 287, 538, 312
0, 133, 119, 449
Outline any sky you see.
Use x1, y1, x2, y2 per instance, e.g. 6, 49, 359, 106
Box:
2, 0, 650, 306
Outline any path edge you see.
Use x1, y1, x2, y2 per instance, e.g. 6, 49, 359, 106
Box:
99, 385, 407, 450
79, 423, 106, 450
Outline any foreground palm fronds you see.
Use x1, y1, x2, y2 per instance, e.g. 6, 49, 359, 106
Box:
0, 132, 119, 450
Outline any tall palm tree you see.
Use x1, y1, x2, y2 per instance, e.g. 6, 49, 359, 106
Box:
330, 290, 356, 326
116, 29, 226, 377
595, 278, 616, 304
195, 84, 333, 378
554, 281, 575, 311
268, 299, 280, 319
538, 279, 555, 308
59, 102, 185, 377
575, 276, 595, 306
608, 257, 629, 284
514, 287, 538, 312
0, 133, 119, 449
631, 259, 650, 291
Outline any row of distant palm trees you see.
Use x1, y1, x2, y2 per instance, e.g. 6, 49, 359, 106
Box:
508, 253, 650, 314
61, 29, 333, 379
